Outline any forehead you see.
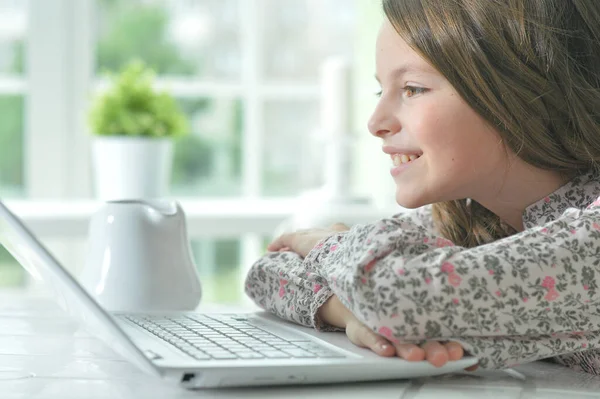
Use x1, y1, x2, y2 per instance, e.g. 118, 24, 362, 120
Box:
376, 20, 438, 79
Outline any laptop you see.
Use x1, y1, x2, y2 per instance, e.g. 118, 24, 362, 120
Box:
0, 200, 478, 388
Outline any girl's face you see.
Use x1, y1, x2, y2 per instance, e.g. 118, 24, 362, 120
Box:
369, 20, 508, 208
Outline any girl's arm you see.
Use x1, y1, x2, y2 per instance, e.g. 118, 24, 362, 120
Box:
245, 205, 435, 330
307, 201, 600, 369
244, 245, 344, 331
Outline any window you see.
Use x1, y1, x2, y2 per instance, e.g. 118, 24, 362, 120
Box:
94, 0, 354, 199
95, 0, 245, 198
0, 0, 27, 288
0, 0, 377, 305
191, 238, 243, 304
0, 0, 26, 198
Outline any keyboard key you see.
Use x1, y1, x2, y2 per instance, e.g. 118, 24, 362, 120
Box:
258, 350, 292, 359
203, 348, 231, 353
191, 353, 211, 360
294, 342, 335, 351
237, 352, 265, 359
272, 344, 301, 350
315, 352, 347, 358
226, 345, 250, 350
211, 353, 238, 360
282, 349, 317, 358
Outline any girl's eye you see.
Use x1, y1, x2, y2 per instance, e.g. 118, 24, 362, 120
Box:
403, 86, 427, 98
375, 86, 426, 99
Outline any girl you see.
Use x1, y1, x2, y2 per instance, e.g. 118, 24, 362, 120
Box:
246, 0, 600, 373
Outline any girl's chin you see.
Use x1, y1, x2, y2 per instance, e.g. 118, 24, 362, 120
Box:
395, 193, 428, 209
396, 200, 427, 209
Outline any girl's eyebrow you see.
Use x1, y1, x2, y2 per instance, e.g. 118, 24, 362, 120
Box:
375, 63, 435, 83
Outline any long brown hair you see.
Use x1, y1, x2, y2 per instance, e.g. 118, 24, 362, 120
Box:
382, 0, 600, 247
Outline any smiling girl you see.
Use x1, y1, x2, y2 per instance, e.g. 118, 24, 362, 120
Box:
245, 0, 600, 373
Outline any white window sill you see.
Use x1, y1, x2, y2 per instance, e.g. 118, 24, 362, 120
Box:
5, 199, 400, 238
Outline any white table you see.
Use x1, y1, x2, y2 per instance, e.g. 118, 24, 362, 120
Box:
2, 290, 600, 398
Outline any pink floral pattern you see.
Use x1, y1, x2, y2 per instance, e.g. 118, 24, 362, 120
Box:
441, 262, 455, 273
541, 276, 556, 289
245, 170, 600, 373
447, 273, 462, 287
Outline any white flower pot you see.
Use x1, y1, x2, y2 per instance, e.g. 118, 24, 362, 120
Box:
92, 137, 174, 201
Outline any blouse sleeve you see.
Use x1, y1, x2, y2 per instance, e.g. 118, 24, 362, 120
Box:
245, 205, 436, 331
244, 241, 345, 331
306, 202, 600, 369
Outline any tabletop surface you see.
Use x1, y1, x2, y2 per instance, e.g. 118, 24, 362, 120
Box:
3, 290, 600, 399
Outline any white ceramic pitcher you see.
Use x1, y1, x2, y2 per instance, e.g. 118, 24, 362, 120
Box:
80, 200, 202, 312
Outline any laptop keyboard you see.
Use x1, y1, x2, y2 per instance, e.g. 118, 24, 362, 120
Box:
123, 314, 347, 361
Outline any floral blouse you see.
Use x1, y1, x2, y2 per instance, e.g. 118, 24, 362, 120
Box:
245, 170, 600, 373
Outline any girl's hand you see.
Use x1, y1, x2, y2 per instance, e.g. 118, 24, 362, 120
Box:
345, 318, 467, 368
319, 295, 473, 369
268, 223, 349, 258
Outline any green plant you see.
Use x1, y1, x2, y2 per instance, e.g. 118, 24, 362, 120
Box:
88, 60, 188, 137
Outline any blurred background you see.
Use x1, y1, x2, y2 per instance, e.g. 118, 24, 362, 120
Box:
0, 0, 394, 305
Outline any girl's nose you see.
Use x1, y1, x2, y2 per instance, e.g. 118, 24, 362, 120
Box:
368, 100, 401, 138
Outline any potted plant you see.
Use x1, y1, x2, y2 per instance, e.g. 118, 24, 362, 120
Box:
88, 60, 188, 200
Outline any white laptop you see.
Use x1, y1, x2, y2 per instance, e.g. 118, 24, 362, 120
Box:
0, 200, 478, 388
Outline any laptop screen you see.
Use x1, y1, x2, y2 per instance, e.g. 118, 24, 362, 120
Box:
0, 200, 160, 377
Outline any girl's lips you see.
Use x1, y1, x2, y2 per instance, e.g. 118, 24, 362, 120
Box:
390, 156, 421, 177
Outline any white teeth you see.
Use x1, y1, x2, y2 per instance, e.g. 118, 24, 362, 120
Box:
391, 153, 420, 166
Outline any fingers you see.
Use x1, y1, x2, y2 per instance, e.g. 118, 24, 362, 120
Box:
444, 341, 464, 361
358, 325, 396, 357
371, 339, 396, 357
421, 341, 450, 368
268, 226, 345, 253
267, 229, 312, 252
330, 223, 350, 232
443, 341, 476, 371
346, 322, 395, 357
393, 343, 425, 361
395, 341, 464, 365
266, 237, 283, 252
267, 233, 292, 252
344, 322, 466, 367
